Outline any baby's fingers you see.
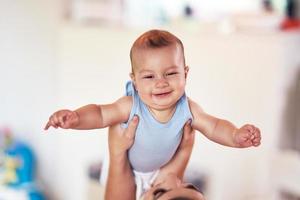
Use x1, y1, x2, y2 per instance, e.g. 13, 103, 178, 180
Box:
58, 115, 65, 127
241, 124, 254, 132
44, 119, 57, 130
241, 139, 253, 147
44, 121, 51, 130
48, 115, 59, 129
252, 140, 261, 147
253, 127, 261, 138
51, 114, 59, 127
252, 135, 261, 147
239, 131, 252, 141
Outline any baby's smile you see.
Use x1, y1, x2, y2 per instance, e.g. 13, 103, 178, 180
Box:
152, 90, 173, 99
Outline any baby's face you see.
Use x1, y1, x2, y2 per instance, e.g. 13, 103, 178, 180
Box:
131, 44, 188, 111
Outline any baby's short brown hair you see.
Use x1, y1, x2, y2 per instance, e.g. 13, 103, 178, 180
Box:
130, 29, 185, 72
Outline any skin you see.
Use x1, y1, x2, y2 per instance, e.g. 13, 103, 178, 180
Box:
142, 177, 205, 200
44, 43, 261, 148
105, 116, 205, 200
44, 37, 261, 199
130, 44, 188, 122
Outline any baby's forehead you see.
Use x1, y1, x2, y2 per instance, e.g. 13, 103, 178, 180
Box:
137, 65, 182, 73
132, 43, 180, 55
132, 45, 183, 64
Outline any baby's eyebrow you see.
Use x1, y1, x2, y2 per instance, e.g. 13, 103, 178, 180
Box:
139, 69, 154, 74
166, 65, 179, 70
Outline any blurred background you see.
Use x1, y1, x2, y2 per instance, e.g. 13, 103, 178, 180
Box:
0, 0, 300, 200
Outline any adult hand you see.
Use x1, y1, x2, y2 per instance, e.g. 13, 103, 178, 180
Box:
177, 120, 195, 153
154, 120, 195, 185
105, 115, 139, 200
108, 115, 139, 158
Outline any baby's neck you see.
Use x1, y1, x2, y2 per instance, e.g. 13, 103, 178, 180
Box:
147, 106, 176, 123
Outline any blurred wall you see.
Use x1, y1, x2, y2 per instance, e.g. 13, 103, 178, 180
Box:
1, 1, 300, 200
58, 25, 300, 200
0, 0, 61, 199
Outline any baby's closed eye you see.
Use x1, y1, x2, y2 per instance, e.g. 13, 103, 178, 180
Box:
143, 75, 155, 79
166, 72, 178, 76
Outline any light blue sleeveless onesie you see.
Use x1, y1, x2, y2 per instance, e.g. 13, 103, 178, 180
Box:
123, 81, 193, 173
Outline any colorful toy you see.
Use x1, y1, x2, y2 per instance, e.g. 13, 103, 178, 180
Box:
0, 127, 45, 200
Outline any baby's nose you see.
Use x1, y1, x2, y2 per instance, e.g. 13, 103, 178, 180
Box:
155, 77, 168, 88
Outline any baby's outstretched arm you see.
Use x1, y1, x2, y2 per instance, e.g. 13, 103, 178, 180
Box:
188, 98, 261, 148
44, 96, 132, 130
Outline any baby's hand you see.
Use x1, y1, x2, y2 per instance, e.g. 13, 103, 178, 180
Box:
234, 124, 261, 148
44, 110, 79, 130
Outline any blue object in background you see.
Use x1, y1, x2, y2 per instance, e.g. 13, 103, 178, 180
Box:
5, 141, 35, 185
4, 140, 45, 200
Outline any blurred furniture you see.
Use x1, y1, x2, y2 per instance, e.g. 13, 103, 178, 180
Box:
271, 150, 300, 199
69, 0, 123, 24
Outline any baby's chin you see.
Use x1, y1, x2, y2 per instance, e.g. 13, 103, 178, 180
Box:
149, 101, 177, 111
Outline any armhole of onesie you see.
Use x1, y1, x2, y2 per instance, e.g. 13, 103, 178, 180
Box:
184, 95, 194, 123
121, 81, 137, 128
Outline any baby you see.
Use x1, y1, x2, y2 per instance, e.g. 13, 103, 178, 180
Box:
44, 29, 261, 197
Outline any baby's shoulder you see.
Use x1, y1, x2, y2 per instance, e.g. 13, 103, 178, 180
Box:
115, 96, 133, 117
118, 95, 133, 105
187, 97, 204, 113
117, 96, 133, 107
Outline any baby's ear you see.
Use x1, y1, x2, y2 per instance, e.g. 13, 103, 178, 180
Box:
129, 72, 134, 80
184, 66, 189, 79
129, 73, 136, 85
